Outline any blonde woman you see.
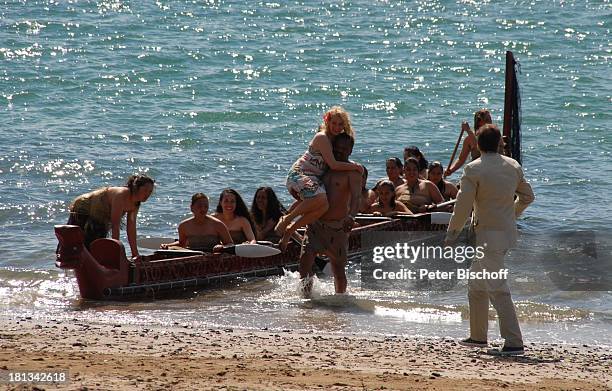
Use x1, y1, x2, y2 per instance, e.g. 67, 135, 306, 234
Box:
276, 106, 363, 249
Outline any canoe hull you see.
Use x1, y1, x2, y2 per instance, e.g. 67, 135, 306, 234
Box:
55, 214, 455, 300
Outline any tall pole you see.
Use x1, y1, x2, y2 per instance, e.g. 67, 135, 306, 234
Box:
502, 51, 515, 158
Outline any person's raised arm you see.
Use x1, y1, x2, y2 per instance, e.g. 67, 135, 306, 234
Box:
286, 199, 299, 214
312, 133, 363, 173
445, 128, 474, 177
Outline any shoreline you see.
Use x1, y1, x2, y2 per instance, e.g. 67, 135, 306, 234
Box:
1, 316, 610, 390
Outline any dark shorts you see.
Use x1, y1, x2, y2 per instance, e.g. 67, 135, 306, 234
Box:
301, 219, 348, 264
67, 212, 109, 249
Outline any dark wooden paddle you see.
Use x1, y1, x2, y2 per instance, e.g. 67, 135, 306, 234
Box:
445, 122, 467, 177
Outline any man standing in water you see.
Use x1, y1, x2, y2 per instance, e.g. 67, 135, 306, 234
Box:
445, 124, 534, 356
299, 133, 362, 295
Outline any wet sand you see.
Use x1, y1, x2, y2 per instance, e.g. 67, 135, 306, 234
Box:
1, 316, 610, 390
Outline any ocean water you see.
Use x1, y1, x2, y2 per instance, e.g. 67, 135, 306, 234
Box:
1, 1, 610, 345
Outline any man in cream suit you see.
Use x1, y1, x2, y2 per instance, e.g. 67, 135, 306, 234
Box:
445, 124, 535, 356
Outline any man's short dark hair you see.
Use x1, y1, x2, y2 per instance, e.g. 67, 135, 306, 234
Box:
477, 124, 501, 153
334, 132, 354, 148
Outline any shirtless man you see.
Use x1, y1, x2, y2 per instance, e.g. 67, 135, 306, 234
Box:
161, 193, 233, 251
299, 133, 362, 295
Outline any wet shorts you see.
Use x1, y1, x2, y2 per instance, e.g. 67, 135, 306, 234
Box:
301, 219, 348, 264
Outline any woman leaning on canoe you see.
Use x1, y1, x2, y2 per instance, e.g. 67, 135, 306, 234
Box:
65, 174, 155, 260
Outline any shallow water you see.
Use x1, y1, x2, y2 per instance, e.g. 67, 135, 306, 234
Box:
1, 0, 610, 345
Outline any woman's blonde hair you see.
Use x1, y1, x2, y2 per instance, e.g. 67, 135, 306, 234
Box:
318, 106, 355, 139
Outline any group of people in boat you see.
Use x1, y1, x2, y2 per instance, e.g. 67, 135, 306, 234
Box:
159, 187, 287, 252
62, 104, 533, 356
63, 106, 491, 276
64, 181, 288, 259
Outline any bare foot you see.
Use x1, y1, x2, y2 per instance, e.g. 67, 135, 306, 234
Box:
300, 274, 314, 298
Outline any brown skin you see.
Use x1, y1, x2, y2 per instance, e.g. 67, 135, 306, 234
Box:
386, 160, 405, 187
276, 113, 364, 250
445, 112, 500, 177
213, 193, 256, 244
254, 189, 276, 241
299, 137, 362, 295
370, 185, 412, 216
107, 183, 154, 260
403, 151, 428, 180
428, 166, 458, 201
445, 121, 477, 177
161, 197, 233, 250
358, 167, 377, 214
396, 161, 444, 213
359, 189, 377, 214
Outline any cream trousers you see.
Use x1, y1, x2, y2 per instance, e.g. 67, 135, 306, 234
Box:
467, 248, 523, 347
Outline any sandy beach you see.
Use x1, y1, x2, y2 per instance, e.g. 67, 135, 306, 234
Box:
1, 316, 610, 390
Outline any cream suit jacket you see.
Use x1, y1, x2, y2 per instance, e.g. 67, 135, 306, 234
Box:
445, 152, 535, 250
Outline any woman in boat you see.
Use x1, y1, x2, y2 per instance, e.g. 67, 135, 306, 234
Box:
370, 180, 412, 216
161, 193, 233, 251
250, 187, 286, 242
275, 106, 363, 249
213, 189, 257, 244
403, 146, 429, 179
385, 157, 405, 187
427, 161, 458, 202
66, 174, 155, 260
359, 165, 377, 214
444, 109, 492, 177
396, 158, 444, 213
